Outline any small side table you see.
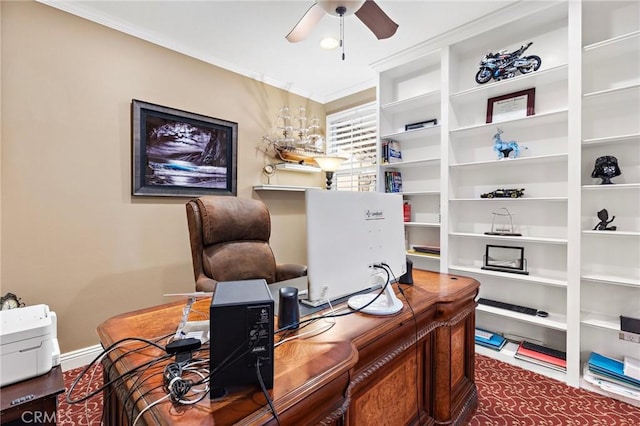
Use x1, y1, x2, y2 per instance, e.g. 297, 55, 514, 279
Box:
0, 366, 65, 425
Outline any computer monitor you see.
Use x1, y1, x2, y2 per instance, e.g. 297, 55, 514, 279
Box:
303, 190, 407, 315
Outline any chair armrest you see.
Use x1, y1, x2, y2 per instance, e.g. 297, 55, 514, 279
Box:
195, 275, 218, 293
275, 263, 308, 282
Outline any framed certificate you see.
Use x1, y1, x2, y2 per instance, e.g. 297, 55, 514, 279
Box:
486, 88, 535, 124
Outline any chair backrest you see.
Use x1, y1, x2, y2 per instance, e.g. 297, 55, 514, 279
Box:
186, 196, 277, 291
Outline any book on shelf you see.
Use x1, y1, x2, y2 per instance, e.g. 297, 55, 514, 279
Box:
624, 356, 640, 381
514, 342, 567, 371
384, 170, 403, 193
588, 352, 640, 390
381, 139, 402, 164
412, 245, 441, 255
474, 328, 507, 351
407, 249, 440, 258
583, 365, 640, 401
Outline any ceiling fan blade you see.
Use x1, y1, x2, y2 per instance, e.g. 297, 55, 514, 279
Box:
286, 3, 326, 43
354, 0, 399, 40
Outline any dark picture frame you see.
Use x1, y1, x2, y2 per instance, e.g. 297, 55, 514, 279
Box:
405, 118, 438, 131
486, 88, 535, 124
481, 244, 529, 275
132, 100, 237, 197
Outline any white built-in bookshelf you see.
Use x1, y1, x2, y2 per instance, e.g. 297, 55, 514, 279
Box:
373, 0, 640, 401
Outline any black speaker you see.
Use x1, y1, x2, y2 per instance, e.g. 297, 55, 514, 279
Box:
399, 257, 414, 284
278, 286, 300, 330
209, 279, 274, 398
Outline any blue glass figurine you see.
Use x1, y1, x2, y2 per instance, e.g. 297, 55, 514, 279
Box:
493, 128, 526, 159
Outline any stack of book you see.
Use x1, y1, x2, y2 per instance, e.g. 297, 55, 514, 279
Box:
384, 170, 403, 193
474, 328, 507, 351
381, 139, 402, 164
514, 341, 566, 372
584, 352, 640, 401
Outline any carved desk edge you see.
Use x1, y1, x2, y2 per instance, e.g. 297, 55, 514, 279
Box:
319, 302, 478, 425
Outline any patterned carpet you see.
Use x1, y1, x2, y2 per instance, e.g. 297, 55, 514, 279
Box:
469, 355, 640, 426
58, 354, 640, 425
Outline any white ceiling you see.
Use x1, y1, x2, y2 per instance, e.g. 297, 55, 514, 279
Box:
39, 0, 514, 103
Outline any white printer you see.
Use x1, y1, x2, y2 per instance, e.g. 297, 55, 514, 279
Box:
0, 304, 60, 387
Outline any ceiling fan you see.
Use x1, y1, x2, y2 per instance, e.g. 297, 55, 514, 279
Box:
286, 0, 399, 43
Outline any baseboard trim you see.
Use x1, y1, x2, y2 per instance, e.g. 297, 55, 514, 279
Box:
60, 344, 103, 372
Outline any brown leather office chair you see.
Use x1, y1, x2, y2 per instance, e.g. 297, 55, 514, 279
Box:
186, 196, 307, 292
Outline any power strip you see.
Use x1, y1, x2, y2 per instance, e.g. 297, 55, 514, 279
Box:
619, 331, 640, 344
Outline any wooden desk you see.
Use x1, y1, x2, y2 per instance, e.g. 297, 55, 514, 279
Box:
98, 270, 479, 425
0, 366, 65, 425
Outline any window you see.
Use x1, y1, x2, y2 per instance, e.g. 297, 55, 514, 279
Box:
325, 102, 377, 191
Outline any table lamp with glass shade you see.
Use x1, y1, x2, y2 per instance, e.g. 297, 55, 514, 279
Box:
313, 155, 347, 189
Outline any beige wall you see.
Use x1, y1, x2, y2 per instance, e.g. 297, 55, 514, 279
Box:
325, 87, 376, 115
1, 1, 326, 352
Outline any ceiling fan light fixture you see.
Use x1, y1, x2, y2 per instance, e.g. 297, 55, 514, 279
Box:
286, 0, 398, 44
320, 37, 340, 50
318, 0, 366, 17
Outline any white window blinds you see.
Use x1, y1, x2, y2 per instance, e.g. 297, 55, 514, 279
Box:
325, 102, 378, 192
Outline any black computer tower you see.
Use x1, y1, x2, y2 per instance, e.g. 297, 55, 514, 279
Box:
209, 279, 274, 398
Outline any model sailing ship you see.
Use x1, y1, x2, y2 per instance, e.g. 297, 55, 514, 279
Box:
262, 106, 324, 166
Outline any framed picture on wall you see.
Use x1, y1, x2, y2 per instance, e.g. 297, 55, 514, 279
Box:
131, 100, 238, 197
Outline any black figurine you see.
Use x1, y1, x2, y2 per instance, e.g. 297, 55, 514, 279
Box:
591, 155, 621, 184
593, 209, 616, 231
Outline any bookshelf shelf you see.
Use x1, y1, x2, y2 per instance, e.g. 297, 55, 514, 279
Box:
582, 230, 640, 237
581, 274, 640, 288
580, 378, 640, 409
450, 265, 568, 288
476, 305, 567, 331
580, 312, 620, 331
583, 83, 640, 100
406, 250, 440, 260
450, 65, 568, 103
380, 90, 441, 114
583, 30, 640, 55
449, 109, 568, 134
405, 222, 440, 228
450, 153, 567, 169
449, 232, 567, 245
401, 190, 440, 196
582, 133, 640, 146
450, 197, 568, 202
582, 183, 640, 191
380, 125, 440, 143
381, 157, 440, 169
476, 343, 567, 382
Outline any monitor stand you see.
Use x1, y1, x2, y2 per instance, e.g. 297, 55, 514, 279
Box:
347, 282, 403, 316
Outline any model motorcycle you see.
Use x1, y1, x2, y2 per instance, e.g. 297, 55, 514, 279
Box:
475, 42, 542, 84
